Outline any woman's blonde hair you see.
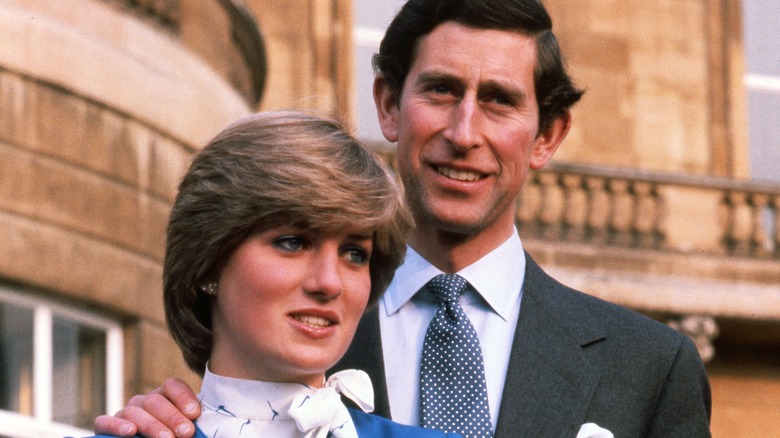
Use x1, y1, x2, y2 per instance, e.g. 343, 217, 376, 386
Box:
164, 110, 412, 374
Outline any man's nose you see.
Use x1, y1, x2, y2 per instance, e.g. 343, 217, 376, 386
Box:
443, 97, 481, 151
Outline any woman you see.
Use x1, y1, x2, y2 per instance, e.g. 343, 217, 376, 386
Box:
96, 111, 459, 437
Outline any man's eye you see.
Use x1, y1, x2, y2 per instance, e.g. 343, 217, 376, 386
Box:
489, 94, 514, 107
274, 236, 306, 252
431, 85, 452, 95
343, 246, 370, 265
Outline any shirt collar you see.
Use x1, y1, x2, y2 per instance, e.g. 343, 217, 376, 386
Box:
199, 366, 312, 421
382, 228, 526, 321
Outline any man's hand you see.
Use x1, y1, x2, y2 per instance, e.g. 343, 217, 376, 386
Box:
93, 377, 201, 438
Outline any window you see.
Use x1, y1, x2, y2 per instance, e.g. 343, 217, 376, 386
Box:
353, 0, 407, 142
0, 285, 123, 438
743, 0, 780, 183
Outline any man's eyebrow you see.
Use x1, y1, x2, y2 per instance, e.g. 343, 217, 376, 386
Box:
480, 79, 528, 102
415, 70, 528, 101
413, 70, 455, 85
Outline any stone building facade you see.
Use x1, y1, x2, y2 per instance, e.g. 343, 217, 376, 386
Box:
0, 0, 267, 434
526, 2, 780, 435
0, 0, 777, 436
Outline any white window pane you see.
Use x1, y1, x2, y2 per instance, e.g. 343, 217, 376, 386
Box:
354, 1, 405, 29
743, 0, 780, 76
355, 43, 383, 142
747, 92, 780, 183
0, 285, 120, 437
743, 0, 780, 183
0, 303, 34, 416
352, 0, 408, 142
51, 317, 106, 429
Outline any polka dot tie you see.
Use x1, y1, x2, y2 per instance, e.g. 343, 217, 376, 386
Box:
420, 274, 493, 438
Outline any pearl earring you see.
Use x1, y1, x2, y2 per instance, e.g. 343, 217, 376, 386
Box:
200, 282, 218, 296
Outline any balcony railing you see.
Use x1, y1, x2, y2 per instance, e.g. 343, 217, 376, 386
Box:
517, 162, 780, 259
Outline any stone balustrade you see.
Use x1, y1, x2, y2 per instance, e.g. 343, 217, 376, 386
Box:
518, 162, 780, 259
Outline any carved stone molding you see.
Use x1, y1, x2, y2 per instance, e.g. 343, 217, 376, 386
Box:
667, 315, 720, 363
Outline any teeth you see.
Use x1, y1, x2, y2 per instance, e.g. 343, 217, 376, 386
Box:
437, 166, 481, 182
293, 315, 332, 328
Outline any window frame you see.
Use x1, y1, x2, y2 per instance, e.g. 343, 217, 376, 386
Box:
0, 285, 123, 438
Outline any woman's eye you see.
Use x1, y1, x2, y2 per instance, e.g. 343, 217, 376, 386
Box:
343, 246, 370, 265
273, 235, 306, 252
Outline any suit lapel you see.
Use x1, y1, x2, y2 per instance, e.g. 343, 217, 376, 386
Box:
334, 254, 607, 436
330, 305, 392, 418
494, 254, 606, 438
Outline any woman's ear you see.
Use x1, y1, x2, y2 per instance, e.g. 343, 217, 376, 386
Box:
529, 110, 572, 170
373, 75, 400, 142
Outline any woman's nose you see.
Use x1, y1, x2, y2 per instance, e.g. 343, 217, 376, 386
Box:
303, 250, 342, 300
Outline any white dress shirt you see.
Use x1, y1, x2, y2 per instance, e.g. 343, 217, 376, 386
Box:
380, 229, 526, 431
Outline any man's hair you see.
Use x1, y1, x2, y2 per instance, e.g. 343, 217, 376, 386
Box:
374, 0, 584, 132
164, 110, 413, 374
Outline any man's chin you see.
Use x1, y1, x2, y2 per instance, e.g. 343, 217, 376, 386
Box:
417, 213, 487, 238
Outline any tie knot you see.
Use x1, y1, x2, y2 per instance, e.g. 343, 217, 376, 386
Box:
427, 274, 467, 305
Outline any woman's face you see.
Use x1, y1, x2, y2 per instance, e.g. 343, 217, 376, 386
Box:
209, 226, 373, 387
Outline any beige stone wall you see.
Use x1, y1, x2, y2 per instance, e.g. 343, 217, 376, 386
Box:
517, 3, 775, 434
0, 0, 252, 145
2, 0, 776, 435
711, 372, 780, 436
0, 0, 263, 403
245, 0, 353, 122
546, 0, 748, 178
0, 0, 352, 415
0, 0, 352, 422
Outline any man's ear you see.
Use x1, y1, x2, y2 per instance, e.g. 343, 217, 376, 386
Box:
529, 110, 572, 170
373, 75, 400, 142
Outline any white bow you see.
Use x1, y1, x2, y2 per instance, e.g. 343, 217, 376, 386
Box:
288, 370, 374, 438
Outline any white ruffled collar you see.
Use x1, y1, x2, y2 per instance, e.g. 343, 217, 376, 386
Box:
197, 367, 374, 438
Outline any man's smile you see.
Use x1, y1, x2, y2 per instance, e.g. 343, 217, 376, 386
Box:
436, 165, 483, 182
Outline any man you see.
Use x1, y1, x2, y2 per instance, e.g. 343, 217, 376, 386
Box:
95, 0, 711, 436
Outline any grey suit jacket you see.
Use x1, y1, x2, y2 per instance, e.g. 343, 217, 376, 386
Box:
332, 253, 711, 437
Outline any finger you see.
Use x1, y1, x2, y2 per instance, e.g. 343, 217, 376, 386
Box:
157, 377, 202, 420
125, 383, 162, 408
112, 404, 184, 438
127, 393, 151, 408
139, 393, 197, 438
93, 414, 137, 436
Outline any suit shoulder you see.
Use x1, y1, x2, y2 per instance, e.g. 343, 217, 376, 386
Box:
567, 282, 689, 347
525, 256, 689, 350
583, 288, 684, 341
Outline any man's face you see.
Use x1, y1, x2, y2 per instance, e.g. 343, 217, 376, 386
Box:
375, 22, 568, 247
